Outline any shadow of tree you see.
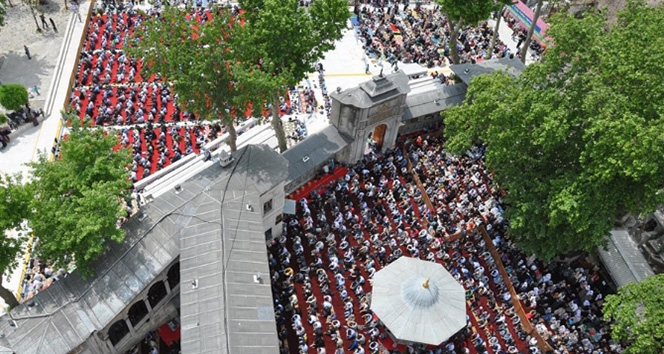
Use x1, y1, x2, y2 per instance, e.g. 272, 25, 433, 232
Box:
0, 51, 51, 89
40, 0, 62, 14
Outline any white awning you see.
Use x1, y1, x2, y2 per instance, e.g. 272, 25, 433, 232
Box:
283, 199, 297, 215
371, 256, 466, 345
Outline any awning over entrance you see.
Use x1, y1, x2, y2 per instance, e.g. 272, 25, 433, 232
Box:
283, 199, 297, 215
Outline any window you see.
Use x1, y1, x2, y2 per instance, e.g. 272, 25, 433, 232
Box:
128, 300, 149, 327
264, 229, 273, 241
263, 199, 273, 214
167, 262, 180, 290
148, 281, 168, 308
108, 320, 129, 346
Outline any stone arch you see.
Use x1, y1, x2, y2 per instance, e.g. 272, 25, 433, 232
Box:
108, 319, 129, 346
147, 281, 168, 309
127, 300, 149, 327
167, 262, 180, 290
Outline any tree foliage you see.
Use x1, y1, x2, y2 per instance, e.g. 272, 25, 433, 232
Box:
603, 274, 664, 354
236, 0, 350, 151
127, 8, 250, 151
436, 0, 496, 25
434, 0, 498, 63
0, 84, 29, 111
443, 0, 664, 259
0, 0, 7, 28
27, 119, 132, 278
0, 174, 32, 308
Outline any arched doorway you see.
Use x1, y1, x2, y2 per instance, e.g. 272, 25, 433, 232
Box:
127, 300, 149, 327
167, 262, 180, 291
373, 124, 387, 148
365, 124, 388, 155
148, 281, 168, 308
108, 320, 130, 346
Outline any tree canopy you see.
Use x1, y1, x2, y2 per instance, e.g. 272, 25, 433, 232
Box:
434, 0, 499, 63
127, 7, 250, 151
436, 0, 496, 26
27, 119, 132, 278
235, 0, 350, 151
0, 173, 32, 308
0, 0, 7, 28
603, 274, 664, 354
442, 0, 664, 259
0, 84, 29, 111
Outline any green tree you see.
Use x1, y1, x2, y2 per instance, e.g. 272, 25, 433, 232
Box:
0, 84, 29, 111
442, 0, 664, 259
0, 0, 7, 28
27, 118, 132, 278
434, 0, 496, 64
0, 174, 33, 308
603, 274, 664, 353
22, 0, 42, 32
236, 0, 350, 152
127, 7, 249, 151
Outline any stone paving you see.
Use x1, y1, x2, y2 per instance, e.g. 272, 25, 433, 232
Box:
0, 0, 74, 110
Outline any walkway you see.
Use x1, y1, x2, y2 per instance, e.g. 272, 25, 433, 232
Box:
0, 0, 93, 310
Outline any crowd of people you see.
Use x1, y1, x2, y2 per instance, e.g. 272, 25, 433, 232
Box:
19, 258, 69, 302
354, 3, 516, 68
505, 12, 546, 61
68, 3, 265, 181
118, 121, 224, 180
268, 133, 622, 354
411, 135, 619, 353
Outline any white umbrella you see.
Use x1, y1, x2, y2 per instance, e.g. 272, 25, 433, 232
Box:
370, 256, 466, 345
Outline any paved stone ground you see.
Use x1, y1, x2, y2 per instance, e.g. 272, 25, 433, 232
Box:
0, 0, 73, 111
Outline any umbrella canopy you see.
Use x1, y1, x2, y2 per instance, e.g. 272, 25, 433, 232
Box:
370, 256, 466, 345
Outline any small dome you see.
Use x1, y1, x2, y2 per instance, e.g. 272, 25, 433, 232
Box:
401, 277, 440, 309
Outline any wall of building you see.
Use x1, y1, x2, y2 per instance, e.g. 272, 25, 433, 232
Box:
261, 182, 286, 239
96, 260, 181, 354
399, 114, 442, 135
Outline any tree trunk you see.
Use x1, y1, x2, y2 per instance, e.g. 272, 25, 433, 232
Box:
29, 6, 42, 32
8, 0, 14, 7
519, 0, 543, 64
271, 95, 288, 153
486, 8, 503, 60
448, 17, 463, 65
225, 119, 237, 152
0, 284, 20, 309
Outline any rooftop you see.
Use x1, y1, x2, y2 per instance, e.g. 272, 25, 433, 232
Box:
402, 84, 467, 121
0, 144, 285, 354
283, 125, 354, 185
331, 70, 410, 108
597, 229, 655, 287
450, 57, 526, 85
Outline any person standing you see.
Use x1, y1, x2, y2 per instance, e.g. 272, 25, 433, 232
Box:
49, 17, 58, 32
24, 45, 31, 60
70, 4, 82, 23
40, 13, 49, 29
